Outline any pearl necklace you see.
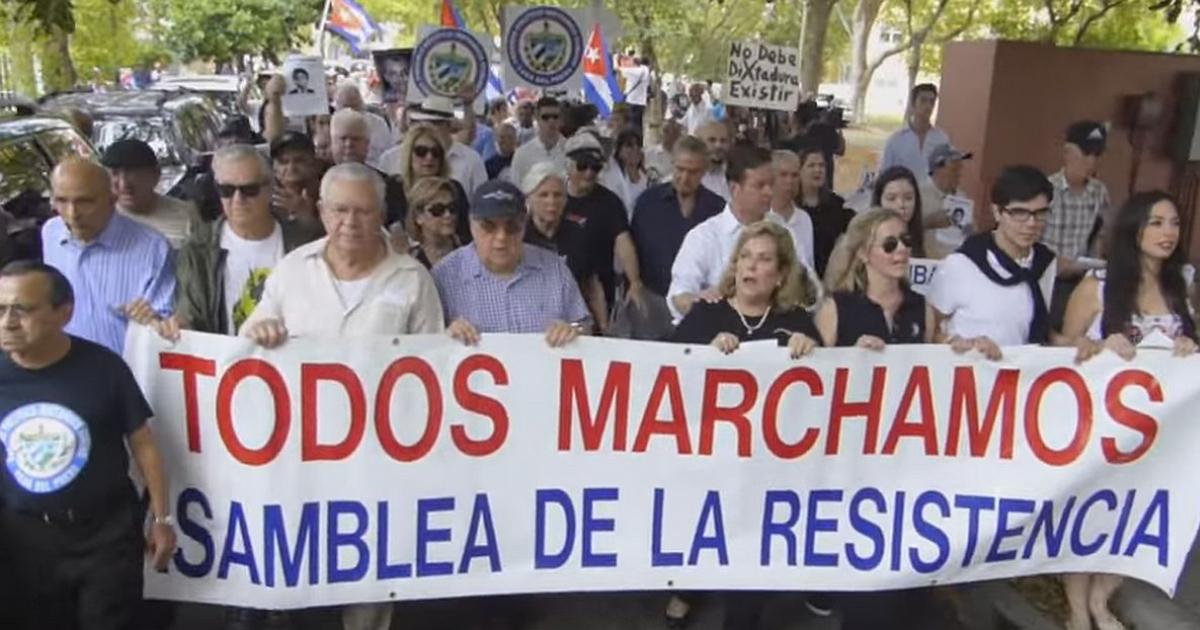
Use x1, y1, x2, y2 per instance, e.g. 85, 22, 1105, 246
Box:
732, 298, 772, 335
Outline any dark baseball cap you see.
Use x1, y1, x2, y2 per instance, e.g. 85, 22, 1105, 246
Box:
101, 139, 158, 170
270, 131, 315, 160
1066, 121, 1107, 156
470, 180, 525, 220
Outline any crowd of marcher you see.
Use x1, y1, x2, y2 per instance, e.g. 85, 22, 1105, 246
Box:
0, 68, 1196, 630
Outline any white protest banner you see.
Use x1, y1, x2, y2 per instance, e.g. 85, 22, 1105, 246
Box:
503, 6, 587, 94
725, 41, 801, 112
408, 25, 490, 108
281, 56, 329, 118
125, 328, 1200, 608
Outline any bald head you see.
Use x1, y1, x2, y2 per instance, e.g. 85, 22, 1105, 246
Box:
51, 159, 116, 243
330, 109, 370, 164
335, 82, 365, 111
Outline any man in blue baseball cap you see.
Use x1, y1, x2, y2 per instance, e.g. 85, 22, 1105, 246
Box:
432, 178, 592, 348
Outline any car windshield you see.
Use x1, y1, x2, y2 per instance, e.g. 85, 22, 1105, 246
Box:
94, 118, 181, 165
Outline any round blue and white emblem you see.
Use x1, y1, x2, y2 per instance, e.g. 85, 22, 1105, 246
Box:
0, 403, 91, 494
506, 7, 584, 88
413, 28, 489, 100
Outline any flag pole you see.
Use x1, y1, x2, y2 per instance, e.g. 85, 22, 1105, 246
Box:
316, 0, 334, 55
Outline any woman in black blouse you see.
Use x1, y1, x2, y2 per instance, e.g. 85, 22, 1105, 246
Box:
664, 220, 820, 629
796, 145, 854, 278
817, 208, 933, 347
670, 221, 822, 355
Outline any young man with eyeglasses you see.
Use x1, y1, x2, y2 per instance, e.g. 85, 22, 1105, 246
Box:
510, 96, 567, 187
926, 165, 1059, 356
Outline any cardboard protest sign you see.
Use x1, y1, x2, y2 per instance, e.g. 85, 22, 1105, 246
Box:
725, 41, 801, 112
408, 26, 489, 107
373, 48, 412, 105
281, 56, 329, 118
502, 6, 587, 94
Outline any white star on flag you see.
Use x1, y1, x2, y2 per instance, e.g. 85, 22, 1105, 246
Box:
585, 47, 601, 64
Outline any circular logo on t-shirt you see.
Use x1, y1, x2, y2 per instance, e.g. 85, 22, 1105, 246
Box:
0, 403, 91, 494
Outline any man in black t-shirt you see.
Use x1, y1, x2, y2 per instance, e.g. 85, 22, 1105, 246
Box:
0, 261, 175, 629
562, 133, 646, 323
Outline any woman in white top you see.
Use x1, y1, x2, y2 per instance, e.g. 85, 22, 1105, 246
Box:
926, 165, 1058, 358
601, 129, 652, 218
1059, 191, 1197, 630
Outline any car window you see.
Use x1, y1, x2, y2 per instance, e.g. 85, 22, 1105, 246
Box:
36, 128, 93, 163
95, 118, 180, 165
0, 138, 52, 220
176, 104, 211, 154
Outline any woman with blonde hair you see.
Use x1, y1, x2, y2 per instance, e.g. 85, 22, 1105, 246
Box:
397, 177, 460, 268
670, 220, 820, 357
817, 208, 932, 348
395, 123, 470, 242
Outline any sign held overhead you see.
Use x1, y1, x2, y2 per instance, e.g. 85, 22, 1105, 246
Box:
725, 41, 801, 112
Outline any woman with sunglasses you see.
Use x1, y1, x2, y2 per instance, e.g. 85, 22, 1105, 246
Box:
399, 177, 459, 269
818, 208, 931, 348
796, 145, 853, 278
396, 124, 470, 242
871, 166, 926, 258
1058, 191, 1197, 630
926, 165, 1058, 358
601, 129, 652, 219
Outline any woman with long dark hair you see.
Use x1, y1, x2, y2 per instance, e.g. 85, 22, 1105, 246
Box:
602, 129, 651, 218
796, 145, 852, 277
1060, 190, 1197, 630
872, 166, 926, 257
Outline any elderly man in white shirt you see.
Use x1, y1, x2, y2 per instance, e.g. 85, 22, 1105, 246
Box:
879, 83, 950, 182
377, 96, 488, 195
510, 96, 566, 186
334, 82, 394, 166
767, 150, 815, 270
240, 162, 443, 630
697, 119, 731, 202
668, 145, 815, 321
681, 82, 712, 135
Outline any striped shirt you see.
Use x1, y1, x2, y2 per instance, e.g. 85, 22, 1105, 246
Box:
432, 244, 590, 333
42, 212, 176, 355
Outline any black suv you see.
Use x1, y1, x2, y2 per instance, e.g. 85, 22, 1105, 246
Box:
0, 97, 97, 263
39, 89, 223, 196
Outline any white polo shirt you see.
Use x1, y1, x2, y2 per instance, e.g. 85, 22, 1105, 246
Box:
667, 206, 818, 322
926, 250, 1057, 346
768, 204, 815, 270
511, 136, 567, 188
241, 237, 445, 338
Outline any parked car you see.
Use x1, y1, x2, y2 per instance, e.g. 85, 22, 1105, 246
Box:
0, 97, 97, 263
155, 74, 264, 130
39, 89, 223, 196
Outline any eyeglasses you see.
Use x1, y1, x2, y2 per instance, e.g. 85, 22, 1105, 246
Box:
477, 217, 524, 235
1002, 206, 1052, 223
540, 113, 559, 121
216, 183, 265, 199
572, 156, 604, 173
880, 233, 913, 254
413, 145, 444, 160
421, 202, 454, 217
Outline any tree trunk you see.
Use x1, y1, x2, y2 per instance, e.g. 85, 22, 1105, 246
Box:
906, 34, 925, 106
39, 26, 76, 91
849, 0, 885, 122
800, 0, 839, 96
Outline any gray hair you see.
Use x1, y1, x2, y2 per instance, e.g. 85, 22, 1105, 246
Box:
520, 161, 567, 196
771, 149, 800, 169
213, 144, 273, 187
320, 162, 387, 214
330, 108, 369, 137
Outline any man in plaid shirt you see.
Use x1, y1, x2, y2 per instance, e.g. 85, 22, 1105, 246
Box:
1042, 120, 1111, 328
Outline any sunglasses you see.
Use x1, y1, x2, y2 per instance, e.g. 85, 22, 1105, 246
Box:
413, 145, 444, 160
421, 202, 454, 218
880, 233, 913, 254
540, 113, 559, 121
1002, 206, 1052, 223
216, 183, 264, 199
572, 157, 604, 173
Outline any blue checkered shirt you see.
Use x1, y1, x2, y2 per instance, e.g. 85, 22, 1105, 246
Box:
432, 244, 590, 333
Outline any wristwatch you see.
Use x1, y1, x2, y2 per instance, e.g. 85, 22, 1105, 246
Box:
154, 514, 176, 527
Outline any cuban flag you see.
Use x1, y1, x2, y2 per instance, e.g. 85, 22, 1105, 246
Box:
584, 24, 622, 118
440, 0, 505, 102
327, 0, 380, 54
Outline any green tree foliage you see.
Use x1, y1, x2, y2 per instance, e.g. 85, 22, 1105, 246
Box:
162, 0, 322, 65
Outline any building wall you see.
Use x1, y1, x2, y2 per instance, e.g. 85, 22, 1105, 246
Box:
939, 40, 1200, 258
